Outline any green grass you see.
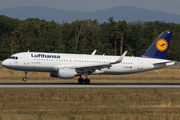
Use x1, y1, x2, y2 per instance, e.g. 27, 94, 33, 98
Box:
0, 89, 180, 119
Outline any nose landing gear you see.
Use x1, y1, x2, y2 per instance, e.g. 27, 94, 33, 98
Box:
23, 71, 28, 81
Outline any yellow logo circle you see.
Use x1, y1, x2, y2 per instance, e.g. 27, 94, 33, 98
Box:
156, 39, 168, 51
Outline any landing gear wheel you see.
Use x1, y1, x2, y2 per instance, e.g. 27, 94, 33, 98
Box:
23, 77, 27, 81
23, 71, 28, 82
78, 78, 84, 84
84, 79, 90, 84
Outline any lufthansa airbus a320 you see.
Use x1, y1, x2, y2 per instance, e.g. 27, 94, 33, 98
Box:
2, 31, 174, 84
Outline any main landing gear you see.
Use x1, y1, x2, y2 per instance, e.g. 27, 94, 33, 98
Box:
23, 71, 28, 81
78, 75, 90, 84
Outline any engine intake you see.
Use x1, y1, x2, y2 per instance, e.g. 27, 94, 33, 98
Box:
50, 72, 58, 77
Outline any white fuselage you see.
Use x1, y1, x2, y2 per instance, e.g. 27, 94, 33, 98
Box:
2, 52, 174, 75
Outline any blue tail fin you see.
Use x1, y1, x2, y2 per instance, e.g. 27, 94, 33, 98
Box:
140, 31, 173, 59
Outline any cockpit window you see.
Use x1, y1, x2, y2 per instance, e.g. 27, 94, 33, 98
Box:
9, 56, 18, 60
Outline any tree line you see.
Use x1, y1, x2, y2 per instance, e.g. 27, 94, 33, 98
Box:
0, 15, 180, 61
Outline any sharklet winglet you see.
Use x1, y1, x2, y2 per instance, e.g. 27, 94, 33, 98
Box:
91, 50, 97, 55
111, 51, 127, 64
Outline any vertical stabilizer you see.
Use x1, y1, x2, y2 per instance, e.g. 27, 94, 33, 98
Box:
140, 31, 173, 59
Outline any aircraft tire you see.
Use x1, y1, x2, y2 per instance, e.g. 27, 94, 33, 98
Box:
78, 78, 84, 84
84, 79, 90, 84
23, 78, 27, 81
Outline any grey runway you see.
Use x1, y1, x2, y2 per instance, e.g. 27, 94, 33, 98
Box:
0, 83, 180, 88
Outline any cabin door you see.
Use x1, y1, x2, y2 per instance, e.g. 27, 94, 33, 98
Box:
24, 53, 30, 65
138, 60, 143, 69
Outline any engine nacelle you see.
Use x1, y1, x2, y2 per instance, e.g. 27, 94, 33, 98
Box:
50, 72, 58, 78
50, 68, 76, 79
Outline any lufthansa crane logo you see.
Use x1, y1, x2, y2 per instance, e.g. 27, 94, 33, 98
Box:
156, 39, 168, 51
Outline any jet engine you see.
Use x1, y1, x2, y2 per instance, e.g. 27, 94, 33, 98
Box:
50, 68, 76, 79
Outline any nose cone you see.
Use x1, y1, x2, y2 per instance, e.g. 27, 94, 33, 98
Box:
2, 61, 5, 67
2, 60, 7, 68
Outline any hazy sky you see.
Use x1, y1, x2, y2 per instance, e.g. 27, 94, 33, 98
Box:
0, 0, 180, 15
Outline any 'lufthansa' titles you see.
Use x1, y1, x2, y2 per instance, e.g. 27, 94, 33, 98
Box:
156, 39, 168, 51
31, 54, 60, 59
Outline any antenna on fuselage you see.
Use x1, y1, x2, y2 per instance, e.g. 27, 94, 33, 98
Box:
27, 50, 29, 52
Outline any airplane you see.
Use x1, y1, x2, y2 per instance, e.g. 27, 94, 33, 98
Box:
2, 31, 175, 84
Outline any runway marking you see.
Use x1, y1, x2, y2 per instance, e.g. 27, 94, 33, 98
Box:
0, 83, 180, 88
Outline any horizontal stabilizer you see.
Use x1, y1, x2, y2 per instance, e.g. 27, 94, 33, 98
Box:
153, 60, 174, 65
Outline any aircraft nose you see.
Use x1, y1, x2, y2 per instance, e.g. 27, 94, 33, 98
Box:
2, 60, 7, 67
2, 61, 5, 67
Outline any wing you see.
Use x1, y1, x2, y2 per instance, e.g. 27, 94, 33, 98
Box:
75, 51, 127, 74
